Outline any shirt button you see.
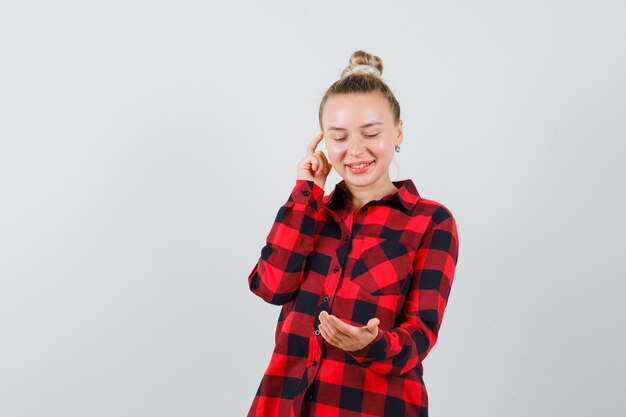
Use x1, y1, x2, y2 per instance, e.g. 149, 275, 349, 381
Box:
307, 393, 313, 400
312, 360, 317, 366
323, 296, 329, 302
303, 190, 311, 196
315, 329, 320, 335
344, 235, 350, 241
333, 266, 340, 273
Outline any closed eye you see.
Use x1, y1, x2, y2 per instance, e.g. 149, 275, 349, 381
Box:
333, 133, 379, 141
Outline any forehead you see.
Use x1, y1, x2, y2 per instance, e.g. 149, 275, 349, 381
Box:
322, 92, 393, 129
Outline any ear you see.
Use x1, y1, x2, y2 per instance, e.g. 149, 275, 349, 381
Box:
395, 119, 404, 146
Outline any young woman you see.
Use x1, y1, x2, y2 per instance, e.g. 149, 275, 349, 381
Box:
246, 50, 460, 417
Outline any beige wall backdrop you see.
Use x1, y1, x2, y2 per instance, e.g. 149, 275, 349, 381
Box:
1, 1, 624, 416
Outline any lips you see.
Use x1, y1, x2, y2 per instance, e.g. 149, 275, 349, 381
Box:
346, 160, 374, 169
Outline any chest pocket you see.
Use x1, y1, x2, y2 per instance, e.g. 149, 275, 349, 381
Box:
349, 236, 413, 296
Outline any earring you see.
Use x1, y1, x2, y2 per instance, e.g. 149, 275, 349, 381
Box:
394, 144, 401, 153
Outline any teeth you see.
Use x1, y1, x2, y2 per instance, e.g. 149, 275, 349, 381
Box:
350, 162, 373, 169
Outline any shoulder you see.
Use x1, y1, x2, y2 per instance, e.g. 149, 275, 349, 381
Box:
409, 191, 458, 253
413, 196, 456, 227
412, 196, 459, 260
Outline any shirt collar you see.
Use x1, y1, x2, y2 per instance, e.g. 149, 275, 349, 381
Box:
325, 178, 420, 212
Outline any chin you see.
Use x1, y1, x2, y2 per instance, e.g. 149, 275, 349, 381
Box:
345, 174, 378, 186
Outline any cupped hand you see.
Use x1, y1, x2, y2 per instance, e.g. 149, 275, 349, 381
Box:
317, 310, 380, 352
297, 133, 332, 190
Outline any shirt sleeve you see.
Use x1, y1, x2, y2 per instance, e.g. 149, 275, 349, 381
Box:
247, 179, 325, 305
346, 206, 459, 376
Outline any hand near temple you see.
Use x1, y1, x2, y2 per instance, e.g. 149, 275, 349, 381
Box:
318, 310, 380, 352
297, 133, 332, 190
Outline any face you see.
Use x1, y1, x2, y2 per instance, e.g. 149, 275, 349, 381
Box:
321, 92, 403, 190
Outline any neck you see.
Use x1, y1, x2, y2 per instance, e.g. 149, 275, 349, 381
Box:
346, 176, 398, 212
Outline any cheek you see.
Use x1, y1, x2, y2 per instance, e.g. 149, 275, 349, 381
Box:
373, 139, 391, 153
325, 143, 344, 163
369, 142, 392, 161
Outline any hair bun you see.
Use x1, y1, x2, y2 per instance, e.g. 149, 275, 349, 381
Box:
340, 50, 384, 78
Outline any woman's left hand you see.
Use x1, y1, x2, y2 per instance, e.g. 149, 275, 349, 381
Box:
318, 310, 380, 352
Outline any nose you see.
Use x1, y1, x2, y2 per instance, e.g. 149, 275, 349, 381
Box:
347, 137, 365, 157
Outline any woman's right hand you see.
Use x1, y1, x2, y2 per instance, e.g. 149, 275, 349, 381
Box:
297, 133, 332, 190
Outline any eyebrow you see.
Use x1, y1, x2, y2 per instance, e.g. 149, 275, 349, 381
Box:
327, 122, 382, 131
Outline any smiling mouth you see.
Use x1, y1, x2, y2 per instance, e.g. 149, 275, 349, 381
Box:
346, 161, 374, 169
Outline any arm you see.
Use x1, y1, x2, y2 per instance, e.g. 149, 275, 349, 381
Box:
247, 179, 325, 305
346, 207, 459, 376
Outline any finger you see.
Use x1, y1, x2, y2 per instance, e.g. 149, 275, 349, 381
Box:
321, 320, 344, 341
324, 320, 356, 343
327, 314, 356, 337
318, 323, 331, 344
320, 322, 343, 346
367, 317, 380, 329
311, 153, 324, 174
318, 313, 339, 338
317, 150, 329, 165
313, 151, 326, 166
318, 322, 334, 345
306, 133, 324, 156
365, 319, 379, 336
309, 155, 319, 172
317, 151, 332, 175
300, 155, 312, 169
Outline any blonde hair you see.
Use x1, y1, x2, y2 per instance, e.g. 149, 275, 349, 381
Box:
318, 50, 401, 130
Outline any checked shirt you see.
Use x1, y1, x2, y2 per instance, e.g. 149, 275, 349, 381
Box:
247, 178, 459, 417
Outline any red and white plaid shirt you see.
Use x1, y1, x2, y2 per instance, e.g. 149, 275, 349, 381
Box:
247, 178, 459, 417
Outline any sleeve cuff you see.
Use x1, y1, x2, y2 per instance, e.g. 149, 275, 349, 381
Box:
291, 179, 325, 205
347, 329, 387, 362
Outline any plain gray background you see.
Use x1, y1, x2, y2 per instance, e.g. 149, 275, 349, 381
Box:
1, 1, 624, 416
